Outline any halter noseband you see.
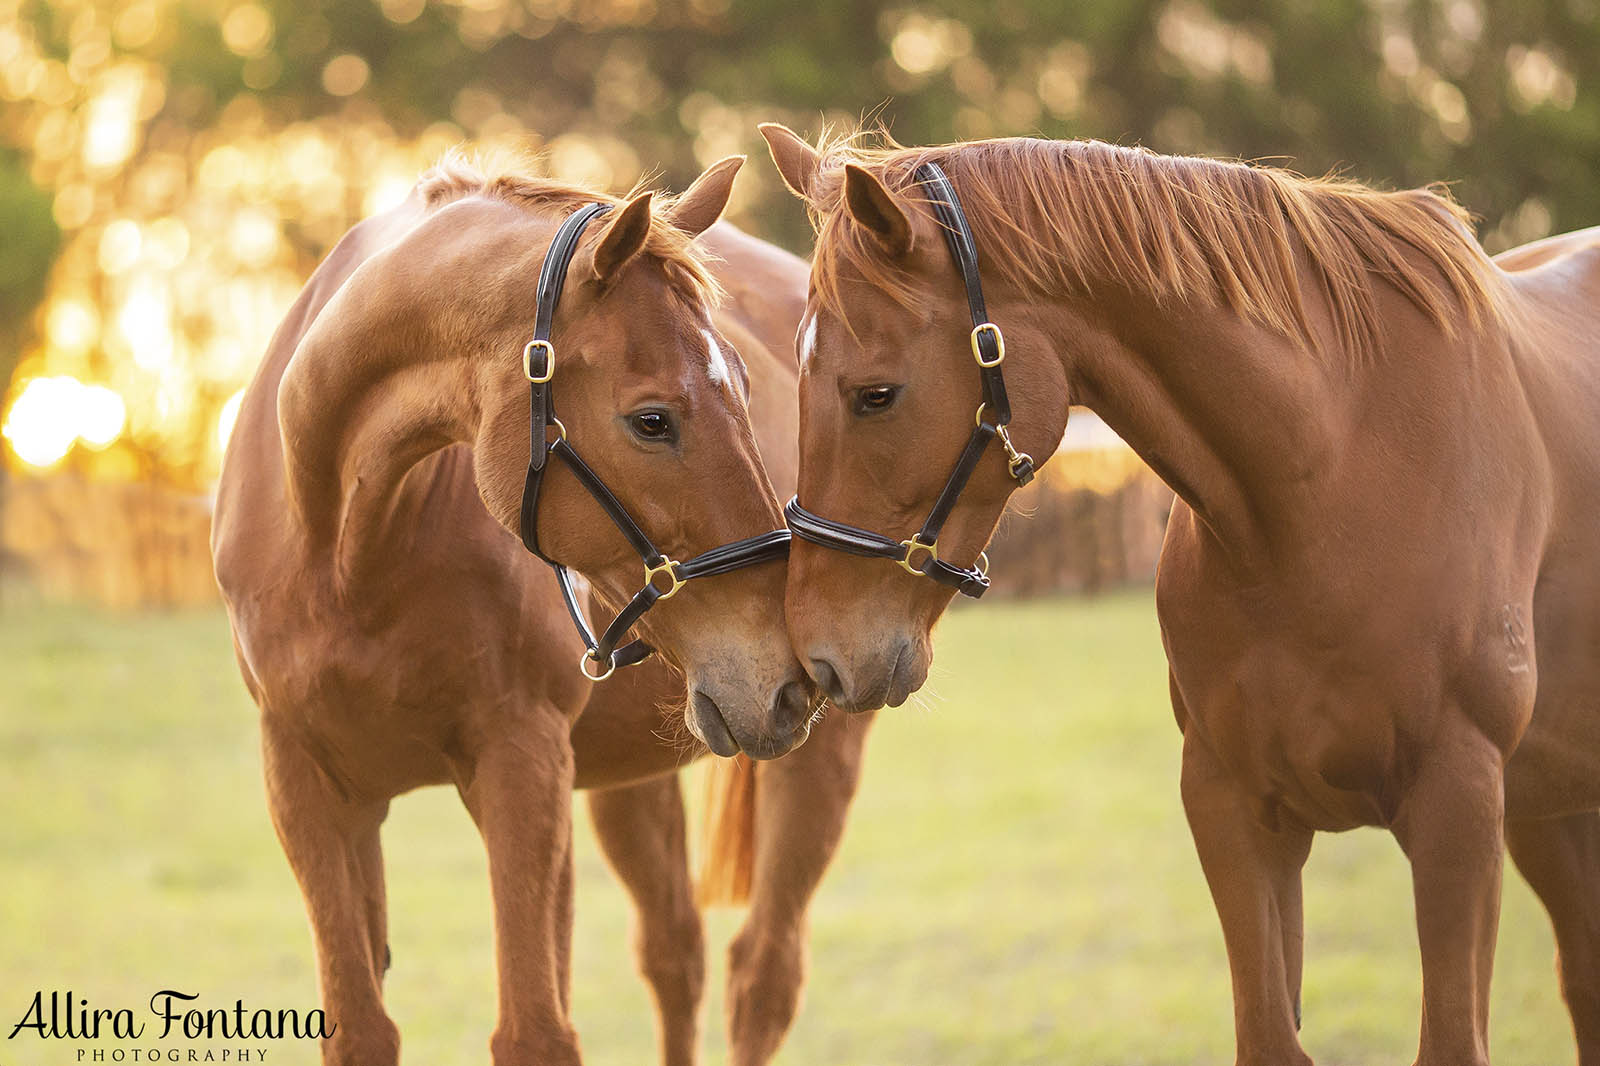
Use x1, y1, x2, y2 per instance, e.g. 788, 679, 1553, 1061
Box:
784, 161, 1034, 599
519, 202, 792, 680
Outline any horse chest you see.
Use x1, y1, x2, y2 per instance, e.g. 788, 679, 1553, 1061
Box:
1157, 558, 1416, 830
1172, 639, 1404, 831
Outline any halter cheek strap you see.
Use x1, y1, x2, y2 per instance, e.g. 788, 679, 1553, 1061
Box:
785, 160, 1034, 600
518, 202, 792, 680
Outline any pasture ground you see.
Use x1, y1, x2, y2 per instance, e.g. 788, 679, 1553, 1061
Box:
0, 590, 1572, 1065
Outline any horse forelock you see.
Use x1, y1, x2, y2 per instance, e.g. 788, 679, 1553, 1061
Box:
807, 132, 1506, 363
415, 147, 723, 310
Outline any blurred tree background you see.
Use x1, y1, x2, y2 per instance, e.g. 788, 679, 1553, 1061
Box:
0, 0, 1595, 601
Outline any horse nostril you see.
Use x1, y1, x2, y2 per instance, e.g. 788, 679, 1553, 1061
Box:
770, 679, 813, 734
808, 658, 846, 703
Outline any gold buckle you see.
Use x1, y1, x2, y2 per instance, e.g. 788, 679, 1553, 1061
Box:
547, 416, 568, 443
644, 557, 686, 600
899, 535, 938, 576
970, 322, 1004, 367
579, 649, 616, 682
524, 339, 555, 383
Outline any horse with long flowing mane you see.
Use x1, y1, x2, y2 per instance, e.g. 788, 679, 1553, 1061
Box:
762, 124, 1600, 1066
212, 152, 871, 1066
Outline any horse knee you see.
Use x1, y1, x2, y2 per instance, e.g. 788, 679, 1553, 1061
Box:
727, 925, 806, 1044
637, 916, 706, 1008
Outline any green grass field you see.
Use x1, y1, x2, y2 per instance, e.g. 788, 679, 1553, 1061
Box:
0, 591, 1574, 1065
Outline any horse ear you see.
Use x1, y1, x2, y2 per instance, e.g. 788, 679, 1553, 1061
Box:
843, 164, 912, 257
759, 123, 821, 201
591, 191, 654, 282
666, 155, 744, 238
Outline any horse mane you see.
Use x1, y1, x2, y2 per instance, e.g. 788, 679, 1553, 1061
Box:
807, 133, 1505, 362
415, 146, 721, 305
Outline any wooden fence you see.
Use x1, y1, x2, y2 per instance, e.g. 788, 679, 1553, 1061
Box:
2, 424, 1171, 608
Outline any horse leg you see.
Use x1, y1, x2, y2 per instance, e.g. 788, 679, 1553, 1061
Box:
726, 711, 873, 1066
261, 720, 399, 1066
588, 775, 705, 1066
452, 708, 582, 1066
1506, 810, 1600, 1065
1392, 723, 1505, 1066
1180, 727, 1314, 1066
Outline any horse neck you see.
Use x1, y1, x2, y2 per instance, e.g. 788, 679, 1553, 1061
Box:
1031, 281, 1355, 565
279, 316, 482, 586
275, 201, 523, 594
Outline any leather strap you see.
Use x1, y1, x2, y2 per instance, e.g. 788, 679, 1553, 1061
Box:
520, 201, 613, 558
785, 497, 989, 598
920, 163, 1013, 429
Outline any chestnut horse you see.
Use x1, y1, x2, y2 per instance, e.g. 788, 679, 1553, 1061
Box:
213, 154, 870, 1065
761, 125, 1600, 1066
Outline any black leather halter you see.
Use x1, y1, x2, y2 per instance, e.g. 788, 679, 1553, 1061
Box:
518, 202, 792, 680
784, 161, 1034, 599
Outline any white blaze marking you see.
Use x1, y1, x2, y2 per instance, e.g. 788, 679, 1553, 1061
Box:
702, 328, 731, 389
799, 313, 818, 368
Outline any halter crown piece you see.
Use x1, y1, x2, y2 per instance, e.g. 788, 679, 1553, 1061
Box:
518, 202, 792, 681
784, 161, 1035, 599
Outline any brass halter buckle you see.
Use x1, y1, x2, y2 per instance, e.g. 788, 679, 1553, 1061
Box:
970, 322, 1005, 367
899, 535, 939, 576
644, 557, 686, 600
524, 339, 555, 383
579, 648, 616, 682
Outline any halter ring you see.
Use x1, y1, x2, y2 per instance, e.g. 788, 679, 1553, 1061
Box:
975, 402, 1006, 428
579, 648, 616, 682
524, 339, 555, 383
970, 322, 1005, 367
644, 557, 687, 600
899, 536, 939, 576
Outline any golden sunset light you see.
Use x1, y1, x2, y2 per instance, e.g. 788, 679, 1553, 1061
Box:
2, 375, 126, 468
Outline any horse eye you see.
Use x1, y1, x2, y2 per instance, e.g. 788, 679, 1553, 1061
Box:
629, 410, 674, 441
854, 385, 899, 415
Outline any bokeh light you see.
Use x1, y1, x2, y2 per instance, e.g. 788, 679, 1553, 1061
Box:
2, 376, 126, 467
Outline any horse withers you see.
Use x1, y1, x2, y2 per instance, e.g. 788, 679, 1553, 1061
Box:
212, 154, 821, 1065
761, 124, 1600, 1066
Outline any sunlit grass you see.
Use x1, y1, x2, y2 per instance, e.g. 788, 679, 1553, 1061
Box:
0, 591, 1572, 1065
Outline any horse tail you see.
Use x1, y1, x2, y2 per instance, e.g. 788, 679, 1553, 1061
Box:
696, 754, 757, 907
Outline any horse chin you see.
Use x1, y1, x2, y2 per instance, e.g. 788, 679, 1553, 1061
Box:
686, 688, 740, 757
804, 632, 931, 713
883, 640, 929, 708
685, 671, 816, 760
